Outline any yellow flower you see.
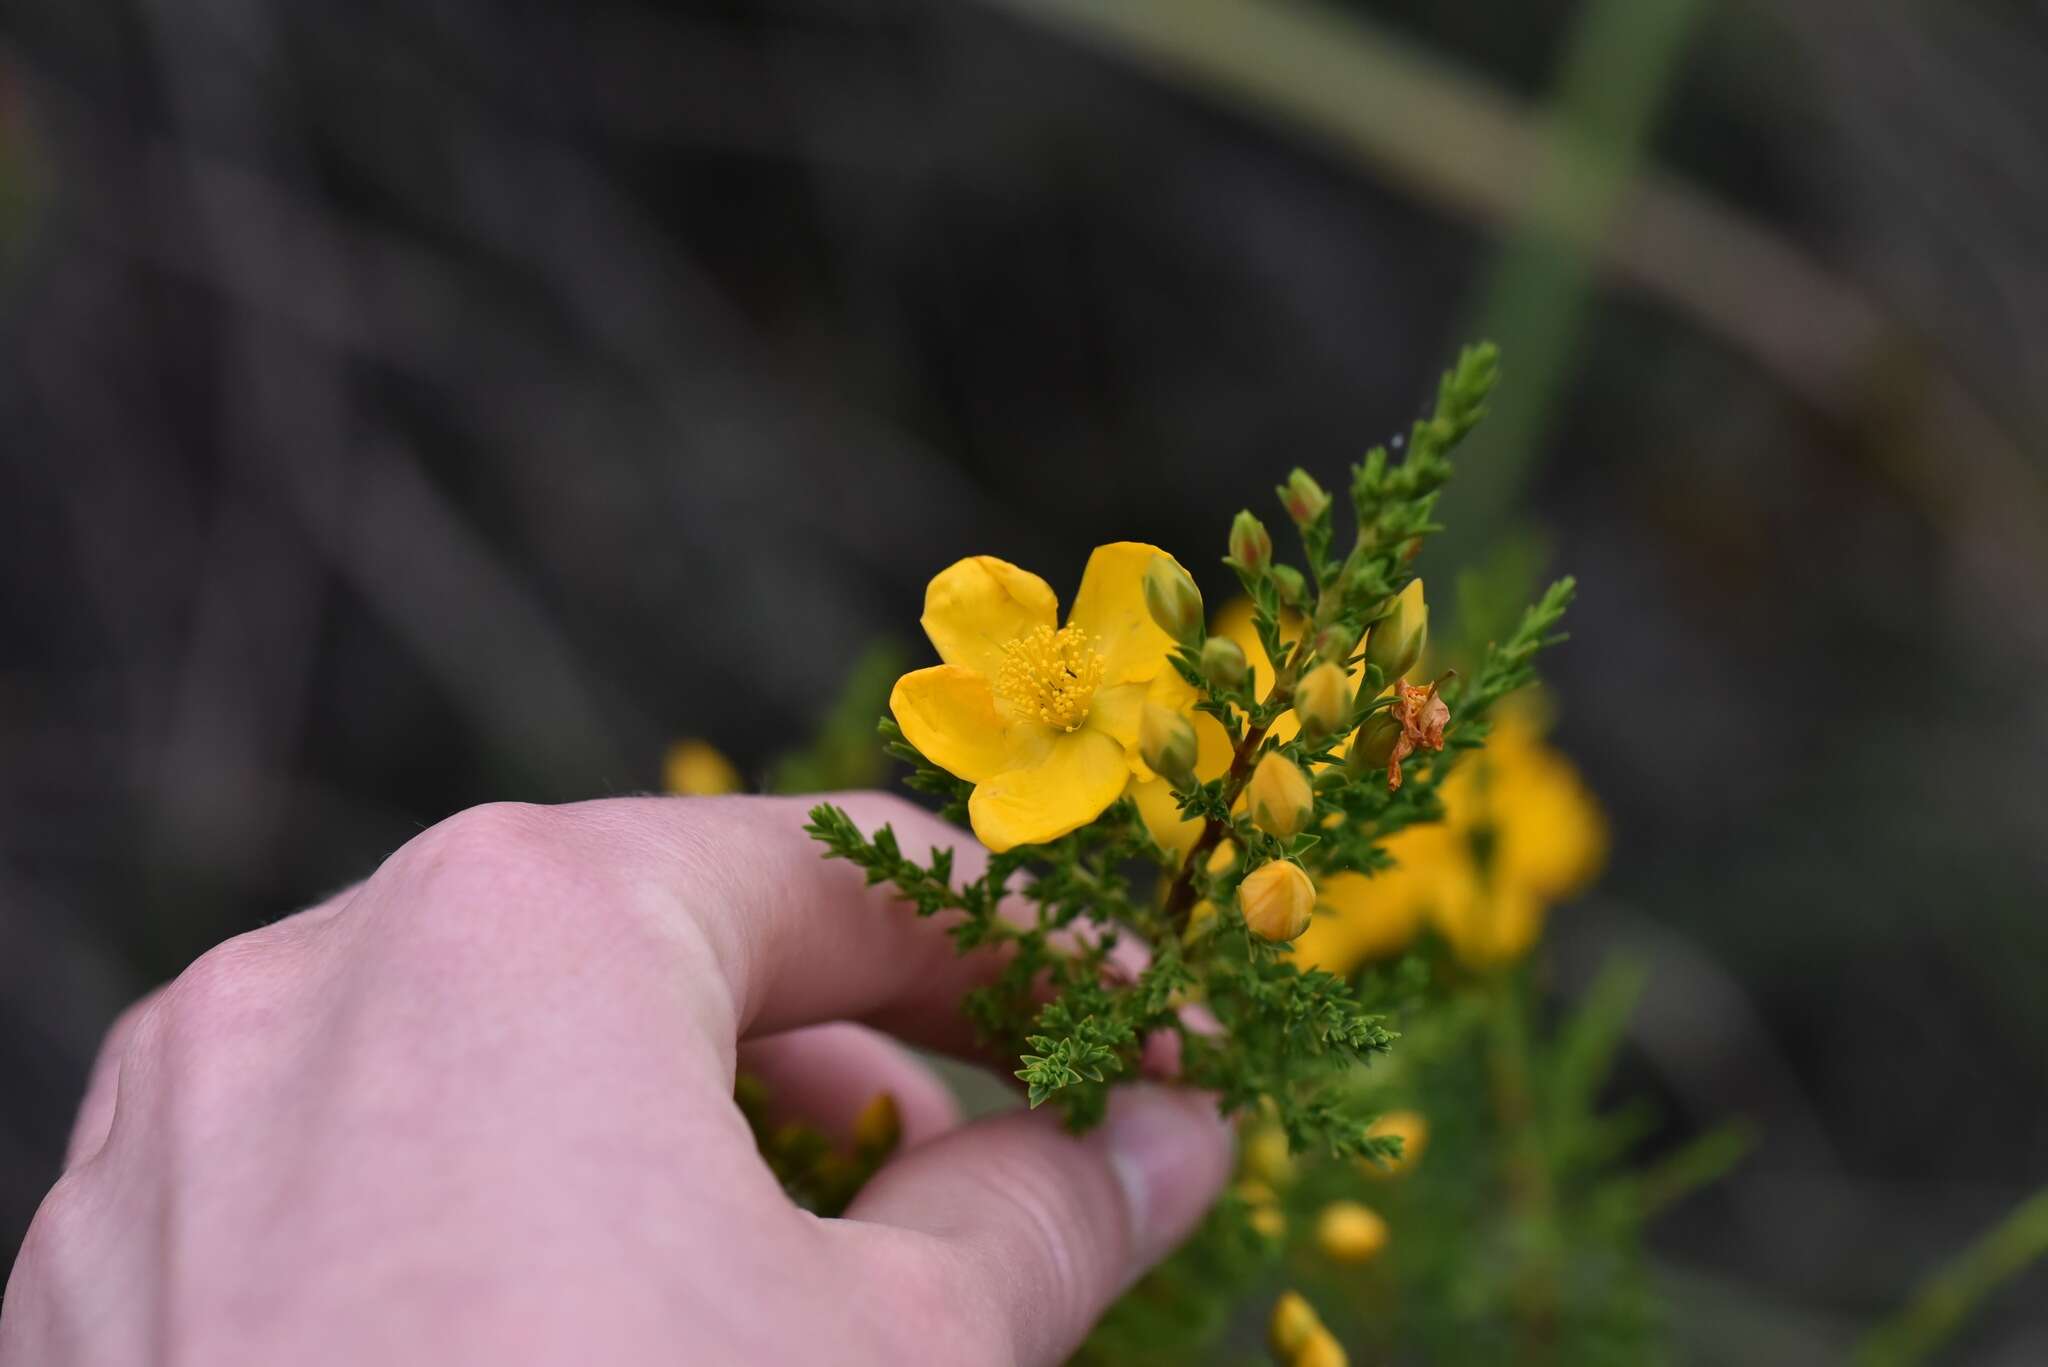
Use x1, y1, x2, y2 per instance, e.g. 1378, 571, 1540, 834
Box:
890, 544, 1190, 852
1297, 706, 1607, 973
1315, 1200, 1389, 1263
664, 739, 743, 795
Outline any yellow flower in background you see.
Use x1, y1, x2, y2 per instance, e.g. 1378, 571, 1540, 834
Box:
890, 543, 1189, 853
1297, 707, 1607, 973
1315, 1200, 1390, 1263
1359, 1109, 1429, 1177
664, 739, 743, 795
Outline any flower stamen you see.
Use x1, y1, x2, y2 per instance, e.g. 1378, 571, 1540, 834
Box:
994, 624, 1104, 731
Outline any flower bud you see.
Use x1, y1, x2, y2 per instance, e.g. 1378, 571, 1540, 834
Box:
1248, 752, 1314, 839
1315, 1200, 1389, 1264
1269, 1291, 1323, 1359
1346, 711, 1402, 777
1295, 1328, 1350, 1367
1139, 704, 1198, 788
1294, 662, 1351, 741
1313, 624, 1354, 664
1201, 635, 1249, 690
1360, 1109, 1428, 1178
1229, 510, 1272, 573
1248, 1204, 1287, 1241
852, 1092, 901, 1161
1279, 468, 1332, 525
1240, 860, 1315, 942
1244, 1123, 1294, 1187
1270, 564, 1308, 610
1365, 578, 1428, 681
1142, 555, 1203, 647
664, 739, 742, 796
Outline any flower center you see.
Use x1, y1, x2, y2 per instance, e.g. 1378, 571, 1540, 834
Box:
994, 624, 1104, 731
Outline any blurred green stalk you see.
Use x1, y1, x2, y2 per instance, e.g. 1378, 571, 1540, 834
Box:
1442, 0, 1705, 570
1855, 1186, 2048, 1367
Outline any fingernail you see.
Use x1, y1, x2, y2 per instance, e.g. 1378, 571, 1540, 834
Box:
1092, 1084, 1234, 1279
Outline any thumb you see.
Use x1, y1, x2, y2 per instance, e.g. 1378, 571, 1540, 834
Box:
840, 1083, 1232, 1365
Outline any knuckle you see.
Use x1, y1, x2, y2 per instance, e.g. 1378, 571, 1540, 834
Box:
402, 801, 566, 879
380, 802, 589, 916
16, 1169, 96, 1283
159, 933, 284, 1032
87, 990, 160, 1082
373, 801, 653, 956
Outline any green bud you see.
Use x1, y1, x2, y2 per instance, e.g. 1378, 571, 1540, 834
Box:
1139, 704, 1199, 788
1294, 662, 1351, 741
1278, 468, 1332, 525
1229, 510, 1273, 573
1201, 636, 1249, 690
1142, 555, 1203, 646
1270, 564, 1308, 610
1346, 711, 1403, 777
1365, 579, 1428, 681
1313, 624, 1354, 664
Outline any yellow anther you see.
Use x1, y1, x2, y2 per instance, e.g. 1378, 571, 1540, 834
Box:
994, 625, 1104, 731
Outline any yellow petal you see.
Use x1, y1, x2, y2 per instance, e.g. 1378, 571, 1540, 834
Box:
1087, 680, 1152, 776
1067, 542, 1183, 685
1131, 774, 1201, 856
968, 727, 1131, 852
1429, 873, 1545, 968
1295, 869, 1426, 974
1493, 747, 1609, 898
890, 665, 1048, 784
921, 556, 1059, 677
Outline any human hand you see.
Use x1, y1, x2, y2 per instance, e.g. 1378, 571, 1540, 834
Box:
1, 795, 1232, 1365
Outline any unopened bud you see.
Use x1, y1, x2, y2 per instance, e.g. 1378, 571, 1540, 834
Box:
1315, 1200, 1389, 1264
1269, 1291, 1323, 1359
1248, 752, 1314, 839
852, 1092, 901, 1160
1201, 635, 1249, 690
1229, 510, 1273, 573
1314, 624, 1354, 664
1278, 468, 1332, 525
1139, 704, 1199, 788
1244, 1123, 1294, 1187
1295, 1328, 1350, 1367
1240, 859, 1315, 942
1347, 711, 1403, 777
1294, 662, 1351, 740
1270, 564, 1308, 610
1361, 1110, 1429, 1178
1142, 555, 1203, 647
1365, 578, 1427, 681
664, 739, 743, 796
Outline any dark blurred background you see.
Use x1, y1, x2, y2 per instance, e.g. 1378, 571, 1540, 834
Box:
3, 0, 2046, 1358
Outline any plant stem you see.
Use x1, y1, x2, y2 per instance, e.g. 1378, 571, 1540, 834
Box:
1162, 631, 1314, 934
1855, 1185, 2048, 1367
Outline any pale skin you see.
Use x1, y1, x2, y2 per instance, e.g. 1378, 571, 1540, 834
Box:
0, 795, 1232, 1365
